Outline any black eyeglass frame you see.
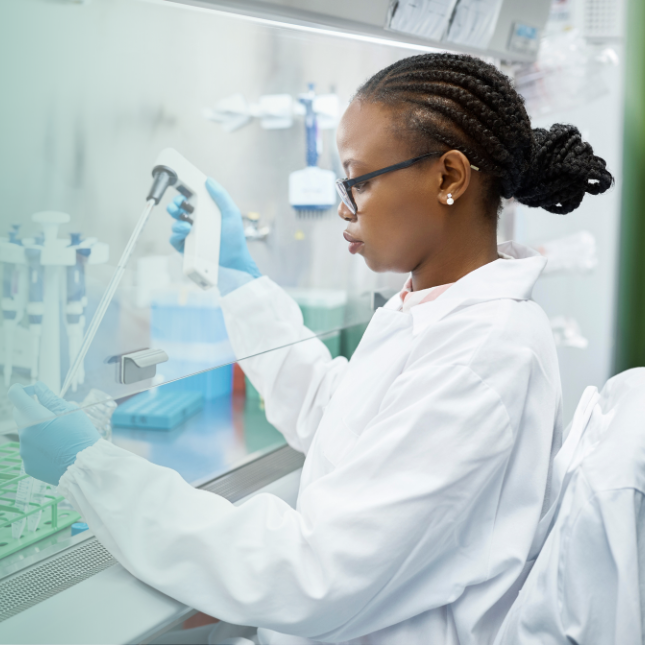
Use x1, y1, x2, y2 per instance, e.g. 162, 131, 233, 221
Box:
335, 152, 479, 215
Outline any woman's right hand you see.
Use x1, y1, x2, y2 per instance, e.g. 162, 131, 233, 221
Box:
167, 177, 261, 279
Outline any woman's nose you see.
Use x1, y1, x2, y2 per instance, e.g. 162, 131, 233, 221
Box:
338, 200, 356, 222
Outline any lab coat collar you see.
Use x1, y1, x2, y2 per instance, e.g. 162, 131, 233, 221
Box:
405, 241, 546, 337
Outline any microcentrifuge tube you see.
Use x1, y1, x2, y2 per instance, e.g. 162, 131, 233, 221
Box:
11, 467, 33, 541
27, 479, 46, 533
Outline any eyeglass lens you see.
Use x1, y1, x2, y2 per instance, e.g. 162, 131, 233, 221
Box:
335, 181, 356, 214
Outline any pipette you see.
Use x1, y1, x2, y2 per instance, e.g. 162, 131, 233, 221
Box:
60, 149, 222, 398
60, 198, 156, 398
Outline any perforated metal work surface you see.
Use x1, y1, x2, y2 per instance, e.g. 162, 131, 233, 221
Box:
0, 539, 115, 623
0, 445, 304, 623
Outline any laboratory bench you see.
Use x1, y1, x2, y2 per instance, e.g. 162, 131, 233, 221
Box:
0, 392, 304, 645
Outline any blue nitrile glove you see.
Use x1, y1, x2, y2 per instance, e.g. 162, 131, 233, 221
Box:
8, 382, 101, 486
167, 178, 262, 295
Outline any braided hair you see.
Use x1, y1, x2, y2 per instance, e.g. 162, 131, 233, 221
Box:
355, 53, 613, 216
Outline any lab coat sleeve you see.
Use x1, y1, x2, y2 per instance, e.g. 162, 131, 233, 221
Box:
495, 488, 644, 645
58, 360, 514, 642
219, 276, 349, 454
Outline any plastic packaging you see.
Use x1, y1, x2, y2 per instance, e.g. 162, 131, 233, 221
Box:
551, 316, 589, 349
538, 231, 598, 275
514, 29, 618, 117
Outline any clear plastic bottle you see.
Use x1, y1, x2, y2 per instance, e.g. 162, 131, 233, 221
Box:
81, 389, 117, 442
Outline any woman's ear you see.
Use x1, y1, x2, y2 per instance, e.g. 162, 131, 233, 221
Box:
437, 150, 472, 206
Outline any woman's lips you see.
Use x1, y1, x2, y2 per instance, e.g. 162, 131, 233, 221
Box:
343, 230, 364, 254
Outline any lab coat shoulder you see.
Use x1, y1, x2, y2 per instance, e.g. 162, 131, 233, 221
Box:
407, 294, 560, 436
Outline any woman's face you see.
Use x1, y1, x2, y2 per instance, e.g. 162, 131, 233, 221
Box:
336, 99, 449, 273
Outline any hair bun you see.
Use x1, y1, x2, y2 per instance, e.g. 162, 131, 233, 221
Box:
514, 124, 613, 214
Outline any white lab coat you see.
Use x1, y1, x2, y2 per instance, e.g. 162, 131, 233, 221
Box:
58, 241, 562, 645
494, 368, 645, 645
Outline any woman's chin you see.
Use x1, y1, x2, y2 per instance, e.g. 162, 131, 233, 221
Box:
362, 255, 390, 273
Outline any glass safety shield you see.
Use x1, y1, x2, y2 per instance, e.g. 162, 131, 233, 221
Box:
0, 0, 421, 429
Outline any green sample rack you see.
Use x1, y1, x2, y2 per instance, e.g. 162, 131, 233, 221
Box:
0, 442, 81, 560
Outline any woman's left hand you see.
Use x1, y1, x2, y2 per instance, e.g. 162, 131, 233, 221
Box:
9, 382, 101, 485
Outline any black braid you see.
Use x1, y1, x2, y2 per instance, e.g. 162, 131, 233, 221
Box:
356, 53, 613, 216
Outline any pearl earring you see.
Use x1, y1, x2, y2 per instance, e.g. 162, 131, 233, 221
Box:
446, 193, 454, 206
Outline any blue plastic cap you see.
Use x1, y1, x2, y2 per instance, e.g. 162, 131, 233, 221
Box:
71, 522, 89, 536
69, 233, 82, 246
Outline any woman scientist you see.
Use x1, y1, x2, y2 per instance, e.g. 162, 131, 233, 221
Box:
11, 54, 612, 645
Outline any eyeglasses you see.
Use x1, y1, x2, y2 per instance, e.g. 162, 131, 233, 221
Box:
335, 152, 480, 215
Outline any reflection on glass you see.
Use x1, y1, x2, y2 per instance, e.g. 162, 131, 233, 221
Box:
0, 0, 418, 569
0, 0, 413, 425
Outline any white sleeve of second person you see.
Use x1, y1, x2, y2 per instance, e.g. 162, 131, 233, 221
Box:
58, 360, 513, 643
219, 276, 349, 454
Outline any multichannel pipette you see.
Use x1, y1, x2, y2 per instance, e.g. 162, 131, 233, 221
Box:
60, 149, 222, 398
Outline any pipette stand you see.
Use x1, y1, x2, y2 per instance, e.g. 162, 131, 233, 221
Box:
0, 213, 109, 394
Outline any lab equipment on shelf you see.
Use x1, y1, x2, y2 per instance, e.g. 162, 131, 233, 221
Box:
2, 225, 27, 388
151, 287, 235, 400
0, 214, 109, 395
285, 288, 347, 357
243, 212, 270, 242
289, 84, 337, 218
204, 91, 339, 132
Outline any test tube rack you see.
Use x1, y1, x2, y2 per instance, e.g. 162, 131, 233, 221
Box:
0, 443, 81, 561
